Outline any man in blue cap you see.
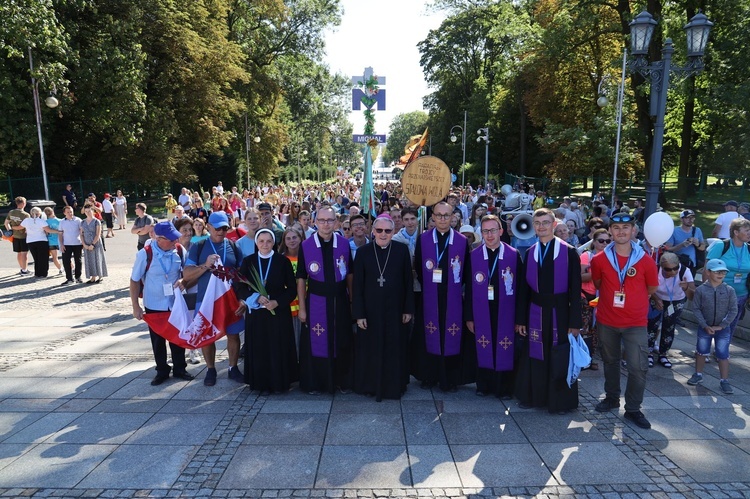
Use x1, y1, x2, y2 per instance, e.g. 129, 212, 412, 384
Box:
182, 212, 246, 386
130, 221, 194, 385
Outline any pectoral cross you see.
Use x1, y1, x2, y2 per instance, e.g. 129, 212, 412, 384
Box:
377, 275, 385, 287
499, 336, 513, 350
478, 335, 490, 348
312, 323, 325, 336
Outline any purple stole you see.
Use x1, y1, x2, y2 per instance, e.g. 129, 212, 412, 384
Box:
471, 243, 518, 371
302, 233, 350, 358
421, 228, 467, 356
525, 237, 569, 360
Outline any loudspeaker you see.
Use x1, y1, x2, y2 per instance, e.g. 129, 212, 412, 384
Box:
511, 213, 535, 240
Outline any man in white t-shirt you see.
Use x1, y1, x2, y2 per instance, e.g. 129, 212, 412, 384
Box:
712, 200, 741, 239
178, 188, 191, 210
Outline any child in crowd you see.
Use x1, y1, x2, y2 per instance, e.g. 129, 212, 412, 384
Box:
688, 259, 738, 394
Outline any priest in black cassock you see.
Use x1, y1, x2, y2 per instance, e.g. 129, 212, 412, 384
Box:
352, 214, 415, 401
296, 206, 354, 395
411, 201, 475, 392
515, 208, 582, 414
464, 215, 522, 398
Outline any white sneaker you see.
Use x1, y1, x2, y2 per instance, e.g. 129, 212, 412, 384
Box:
188, 350, 201, 365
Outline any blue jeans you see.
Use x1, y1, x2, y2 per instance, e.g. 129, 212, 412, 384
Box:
598, 323, 648, 413
696, 327, 731, 360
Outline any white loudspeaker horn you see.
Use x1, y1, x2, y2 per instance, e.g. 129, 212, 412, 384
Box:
511, 213, 535, 240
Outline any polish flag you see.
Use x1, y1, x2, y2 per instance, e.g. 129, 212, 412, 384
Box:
144, 263, 243, 349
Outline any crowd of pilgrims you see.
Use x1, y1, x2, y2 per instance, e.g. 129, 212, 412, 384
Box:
155, 180, 651, 411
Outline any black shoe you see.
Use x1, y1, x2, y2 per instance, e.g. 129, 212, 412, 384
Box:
337, 386, 353, 394
60, 280, 74, 286
419, 381, 434, 390
624, 410, 651, 429
75, 278, 83, 283
150, 374, 169, 386
595, 397, 620, 412
228, 366, 244, 383
173, 371, 194, 381
517, 402, 532, 409
475, 390, 487, 397
204, 367, 217, 386
308, 390, 321, 396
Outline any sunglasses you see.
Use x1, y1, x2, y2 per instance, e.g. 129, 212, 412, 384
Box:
212, 226, 229, 232
662, 265, 680, 272
374, 228, 393, 234
596, 239, 611, 244
610, 214, 634, 223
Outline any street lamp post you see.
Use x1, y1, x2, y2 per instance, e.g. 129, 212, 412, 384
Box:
627, 10, 713, 218
477, 127, 489, 191
245, 114, 260, 189
597, 49, 628, 209
450, 110, 467, 186
29, 48, 59, 200
297, 146, 307, 184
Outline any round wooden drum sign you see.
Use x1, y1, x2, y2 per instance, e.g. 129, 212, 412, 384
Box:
401, 156, 452, 206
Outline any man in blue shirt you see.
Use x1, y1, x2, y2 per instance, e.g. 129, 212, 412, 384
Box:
130, 222, 194, 386
665, 209, 705, 272
182, 212, 246, 386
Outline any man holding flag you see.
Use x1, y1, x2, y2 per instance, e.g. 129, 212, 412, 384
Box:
129, 222, 194, 386
182, 212, 246, 386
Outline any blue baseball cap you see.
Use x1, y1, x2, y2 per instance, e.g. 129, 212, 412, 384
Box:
706, 259, 728, 272
153, 221, 181, 241
208, 211, 230, 228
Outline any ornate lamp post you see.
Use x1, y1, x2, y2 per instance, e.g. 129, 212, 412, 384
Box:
628, 10, 713, 218
477, 127, 489, 191
450, 110, 467, 186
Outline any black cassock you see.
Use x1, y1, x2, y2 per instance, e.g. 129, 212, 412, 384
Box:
352, 241, 415, 401
514, 240, 582, 413
410, 231, 476, 389
296, 239, 354, 393
237, 252, 299, 392
463, 246, 523, 398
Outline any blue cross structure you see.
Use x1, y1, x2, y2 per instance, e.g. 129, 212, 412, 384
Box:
351, 66, 386, 111
351, 67, 386, 86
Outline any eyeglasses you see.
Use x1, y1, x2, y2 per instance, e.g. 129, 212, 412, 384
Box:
374, 228, 393, 234
433, 213, 451, 219
212, 226, 229, 232
317, 218, 335, 224
662, 265, 680, 272
610, 214, 634, 223
596, 239, 611, 244
710, 270, 728, 275
351, 223, 366, 228
481, 228, 499, 235
532, 220, 553, 227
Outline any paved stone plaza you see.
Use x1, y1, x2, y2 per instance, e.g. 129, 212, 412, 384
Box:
0, 229, 749, 498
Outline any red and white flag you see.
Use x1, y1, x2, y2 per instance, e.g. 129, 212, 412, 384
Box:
144, 261, 242, 349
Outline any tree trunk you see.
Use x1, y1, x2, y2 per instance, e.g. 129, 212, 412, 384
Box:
678, 77, 696, 200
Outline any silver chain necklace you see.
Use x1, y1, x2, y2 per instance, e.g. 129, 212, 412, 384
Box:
374, 243, 392, 287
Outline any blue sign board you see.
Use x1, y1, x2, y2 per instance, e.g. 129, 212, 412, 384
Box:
353, 134, 386, 144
